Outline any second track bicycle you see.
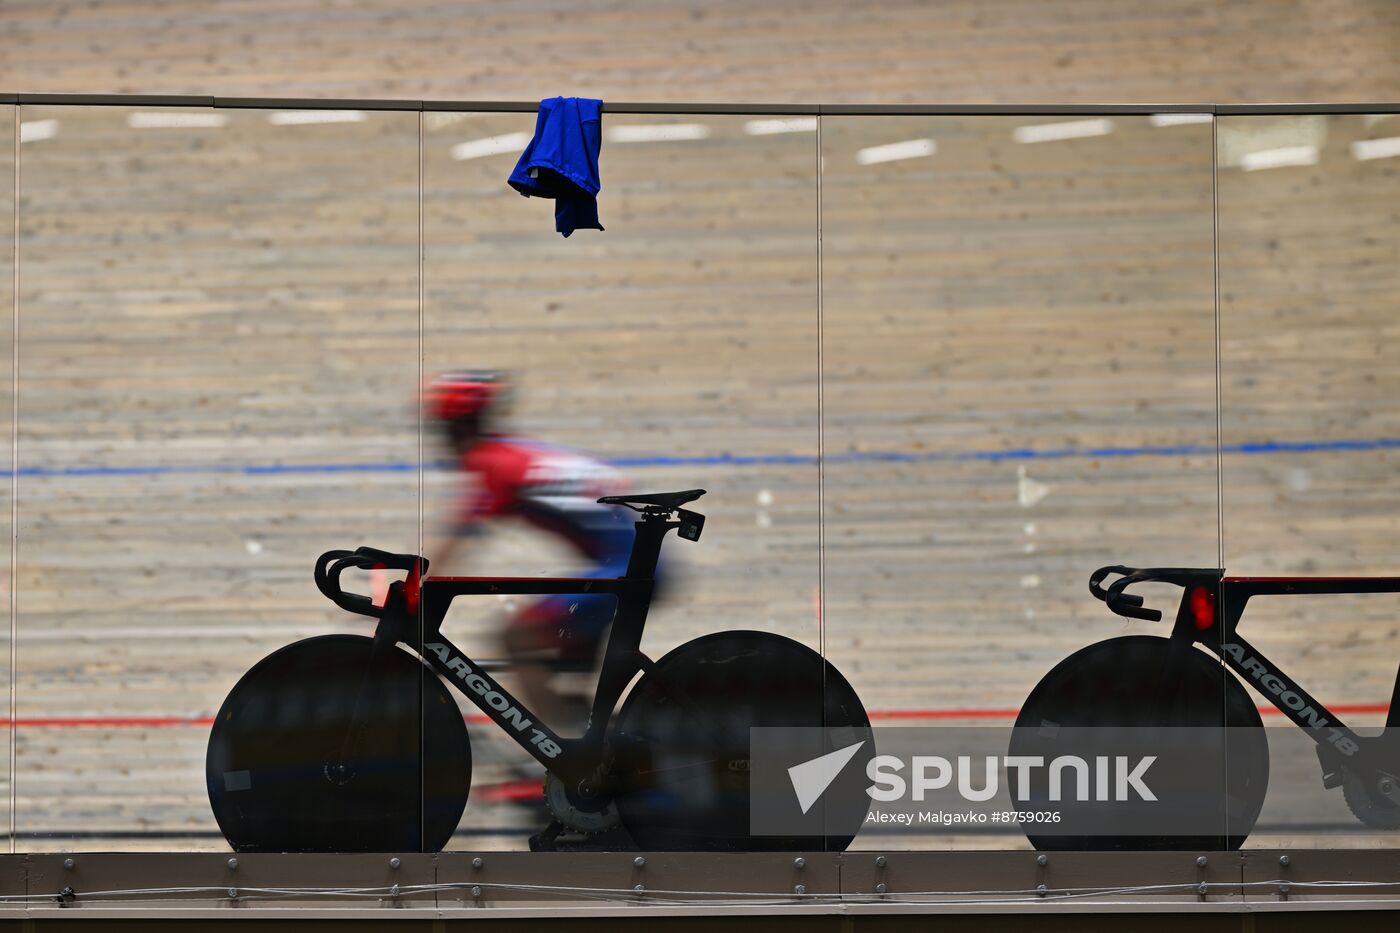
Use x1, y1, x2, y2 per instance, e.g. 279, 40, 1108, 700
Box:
1010, 564, 1400, 850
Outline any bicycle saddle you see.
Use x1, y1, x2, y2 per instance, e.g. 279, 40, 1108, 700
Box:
598, 488, 706, 513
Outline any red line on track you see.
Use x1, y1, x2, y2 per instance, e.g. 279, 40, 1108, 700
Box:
4, 703, 1391, 729
9, 716, 217, 728
869, 703, 1394, 720
870, 708, 1019, 720
1259, 703, 1390, 717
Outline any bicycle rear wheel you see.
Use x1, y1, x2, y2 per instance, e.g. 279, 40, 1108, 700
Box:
611, 631, 871, 851
207, 634, 471, 852
1010, 634, 1267, 851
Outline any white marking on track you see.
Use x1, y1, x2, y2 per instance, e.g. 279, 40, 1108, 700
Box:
856, 138, 935, 165
1240, 145, 1318, 171
744, 118, 817, 136
126, 112, 229, 129
606, 124, 711, 143
1352, 137, 1400, 161
451, 132, 532, 160
1149, 113, 1212, 127
267, 110, 367, 125
1016, 466, 1052, 507
1013, 119, 1114, 144
19, 119, 59, 143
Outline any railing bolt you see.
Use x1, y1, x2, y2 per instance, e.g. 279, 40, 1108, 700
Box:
794, 884, 806, 895
1196, 856, 1208, 867
62, 859, 74, 871
471, 885, 481, 899
471, 857, 483, 869
388, 857, 401, 870
633, 883, 645, 893
633, 856, 646, 868
1036, 854, 1048, 866
389, 883, 399, 898
874, 883, 887, 895
1036, 883, 1047, 897
874, 856, 887, 868
1198, 883, 1208, 896
228, 887, 238, 899
227, 857, 238, 871
793, 857, 806, 869
1279, 855, 1291, 867
1279, 882, 1290, 897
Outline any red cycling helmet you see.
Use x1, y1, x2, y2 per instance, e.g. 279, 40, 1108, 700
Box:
424, 370, 512, 424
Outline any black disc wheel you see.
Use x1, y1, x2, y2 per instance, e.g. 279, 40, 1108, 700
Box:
207, 635, 471, 852
611, 631, 871, 851
1010, 635, 1268, 851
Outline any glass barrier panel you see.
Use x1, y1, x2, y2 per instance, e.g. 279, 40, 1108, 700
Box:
819, 113, 1220, 850
1218, 112, 1400, 848
0, 105, 14, 848
14, 105, 421, 851
422, 110, 820, 850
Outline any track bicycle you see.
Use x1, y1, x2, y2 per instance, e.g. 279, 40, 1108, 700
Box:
1010, 565, 1400, 850
206, 489, 872, 852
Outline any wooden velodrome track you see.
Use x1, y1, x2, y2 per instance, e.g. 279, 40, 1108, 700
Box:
0, 0, 1397, 854
2, 103, 1397, 852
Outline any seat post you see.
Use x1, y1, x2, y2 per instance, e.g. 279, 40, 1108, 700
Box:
624, 517, 671, 579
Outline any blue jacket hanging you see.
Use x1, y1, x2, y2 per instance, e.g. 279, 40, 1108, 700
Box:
508, 97, 604, 237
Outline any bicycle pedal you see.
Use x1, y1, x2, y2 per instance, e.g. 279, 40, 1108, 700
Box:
1316, 746, 1345, 789
528, 820, 565, 852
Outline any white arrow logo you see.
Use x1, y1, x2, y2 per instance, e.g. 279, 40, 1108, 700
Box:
787, 741, 866, 814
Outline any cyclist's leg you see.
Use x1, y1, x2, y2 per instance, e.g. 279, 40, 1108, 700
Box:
504, 596, 565, 729
504, 574, 623, 732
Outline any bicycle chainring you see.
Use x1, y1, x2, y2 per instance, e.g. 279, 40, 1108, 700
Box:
1342, 769, 1400, 830
543, 772, 620, 835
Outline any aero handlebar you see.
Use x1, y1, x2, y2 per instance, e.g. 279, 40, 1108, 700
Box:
1089, 566, 1222, 623
1088, 565, 1157, 621
315, 547, 427, 618
1104, 572, 1163, 622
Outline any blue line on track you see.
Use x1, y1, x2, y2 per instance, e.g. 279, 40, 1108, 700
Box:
14, 436, 1400, 480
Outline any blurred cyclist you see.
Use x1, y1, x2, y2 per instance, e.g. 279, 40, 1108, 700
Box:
422, 370, 639, 732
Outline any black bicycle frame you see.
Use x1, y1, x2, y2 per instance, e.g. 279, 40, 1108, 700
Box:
368, 515, 677, 786
1101, 566, 1400, 777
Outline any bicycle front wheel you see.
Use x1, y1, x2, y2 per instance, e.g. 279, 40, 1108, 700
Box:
207, 634, 471, 852
1010, 634, 1267, 851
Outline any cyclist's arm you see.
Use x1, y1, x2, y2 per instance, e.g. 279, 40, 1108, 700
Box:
424, 532, 463, 578
425, 472, 500, 577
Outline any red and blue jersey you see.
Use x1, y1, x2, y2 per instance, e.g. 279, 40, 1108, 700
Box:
457, 435, 633, 570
